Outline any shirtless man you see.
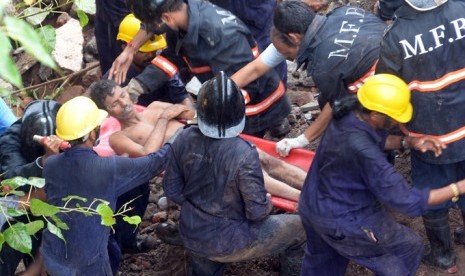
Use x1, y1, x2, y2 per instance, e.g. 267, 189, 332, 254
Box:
89, 79, 305, 201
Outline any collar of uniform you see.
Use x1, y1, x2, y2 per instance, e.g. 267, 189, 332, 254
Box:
296, 14, 326, 71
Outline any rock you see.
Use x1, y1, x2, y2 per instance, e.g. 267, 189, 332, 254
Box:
157, 196, 168, 210
85, 36, 99, 56
151, 211, 167, 223
81, 63, 102, 87
287, 90, 314, 106
56, 85, 85, 104
38, 65, 54, 81
52, 18, 84, 72
84, 53, 98, 64
16, 52, 38, 74
55, 12, 71, 28
287, 113, 297, 124
304, 113, 313, 122
144, 203, 157, 220
300, 101, 320, 112
167, 210, 180, 220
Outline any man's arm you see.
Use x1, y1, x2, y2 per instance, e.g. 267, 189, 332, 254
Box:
231, 44, 284, 88
110, 116, 169, 158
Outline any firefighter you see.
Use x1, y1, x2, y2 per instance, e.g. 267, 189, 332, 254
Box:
232, 0, 387, 156
163, 72, 305, 275
124, 0, 292, 138
0, 100, 62, 276
376, 0, 465, 273
40, 96, 169, 275
104, 13, 192, 107
298, 74, 465, 275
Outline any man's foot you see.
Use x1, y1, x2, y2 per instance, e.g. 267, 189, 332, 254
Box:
154, 222, 184, 246
423, 244, 458, 274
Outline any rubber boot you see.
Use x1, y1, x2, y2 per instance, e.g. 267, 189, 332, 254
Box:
269, 117, 291, 138
422, 211, 457, 274
453, 211, 465, 245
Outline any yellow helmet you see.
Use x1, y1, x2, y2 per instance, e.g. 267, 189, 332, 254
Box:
117, 13, 167, 53
56, 96, 108, 141
357, 74, 413, 123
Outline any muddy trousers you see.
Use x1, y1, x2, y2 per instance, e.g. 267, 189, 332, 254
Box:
422, 210, 456, 269
300, 210, 423, 276
188, 214, 306, 276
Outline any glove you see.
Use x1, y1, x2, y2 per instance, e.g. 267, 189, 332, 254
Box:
127, 78, 145, 102
276, 134, 309, 157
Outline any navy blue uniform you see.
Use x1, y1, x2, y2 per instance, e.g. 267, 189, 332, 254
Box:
299, 113, 429, 275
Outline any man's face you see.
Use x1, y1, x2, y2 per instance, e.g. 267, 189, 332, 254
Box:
271, 34, 300, 61
133, 50, 157, 69
103, 86, 135, 120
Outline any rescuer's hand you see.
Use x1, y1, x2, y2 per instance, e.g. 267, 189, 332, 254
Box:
276, 134, 309, 157
409, 136, 447, 157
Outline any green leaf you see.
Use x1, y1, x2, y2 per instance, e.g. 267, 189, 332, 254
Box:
1, 176, 29, 190
62, 195, 87, 203
47, 222, 66, 243
7, 190, 25, 197
4, 16, 56, 69
30, 199, 59, 217
27, 177, 45, 188
23, 7, 49, 26
51, 214, 69, 230
96, 203, 115, 227
24, 220, 44, 236
6, 207, 27, 217
76, 9, 89, 27
0, 0, 9, 15
0, 233, 4, 252
0, 32, 22, 88
4, 222, 32, 255
35, 25, 56, 54
74, 0, 95, 15
123, 215, 141, 226
0, 88, 11, 97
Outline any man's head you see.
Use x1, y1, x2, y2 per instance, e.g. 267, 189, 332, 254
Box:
20, 100, 61, 161
117, 13, 167, 69
89, 79, 136, 121
357, 74, 412, 128
56, 96, 108, 146
271, 0, 315, 60
197, 71, 245, 139
128, 0, 186, 32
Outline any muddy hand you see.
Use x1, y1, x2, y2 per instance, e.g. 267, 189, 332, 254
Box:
410, 136, 447, 157
42, 135, 63, 158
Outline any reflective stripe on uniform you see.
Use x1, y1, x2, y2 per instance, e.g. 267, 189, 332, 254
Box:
183, 45, 261, 75
151, 56, 178, 78
400, 124, 465, 145
408, 67, 465, 93
347, 60, 378, 93
241, 89, 251, 104
245, 81, 285, 116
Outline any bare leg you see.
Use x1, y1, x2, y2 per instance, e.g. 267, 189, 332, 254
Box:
257, 149, 306, 190
263, 169, 300, 202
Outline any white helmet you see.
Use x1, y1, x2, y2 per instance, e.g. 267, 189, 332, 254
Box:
404, 0, 448, 11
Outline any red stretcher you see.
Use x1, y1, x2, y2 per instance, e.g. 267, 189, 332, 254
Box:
94, 109, 315, 213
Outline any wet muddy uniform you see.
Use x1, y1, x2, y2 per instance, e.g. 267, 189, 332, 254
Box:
41, 146, 168, 276
299, 112, 429, 275
376, 0, 465, 209
296, 7, 386, 109
163, 126, 305, 274
163, 0, 291, 136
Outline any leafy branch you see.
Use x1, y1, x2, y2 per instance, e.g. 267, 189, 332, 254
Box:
0, 176, 141, 255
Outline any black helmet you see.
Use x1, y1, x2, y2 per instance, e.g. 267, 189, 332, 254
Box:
404, 0, 447, 11
126, 0, 166, 24
197, 72, 245, 139
20, 100, 61, 161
